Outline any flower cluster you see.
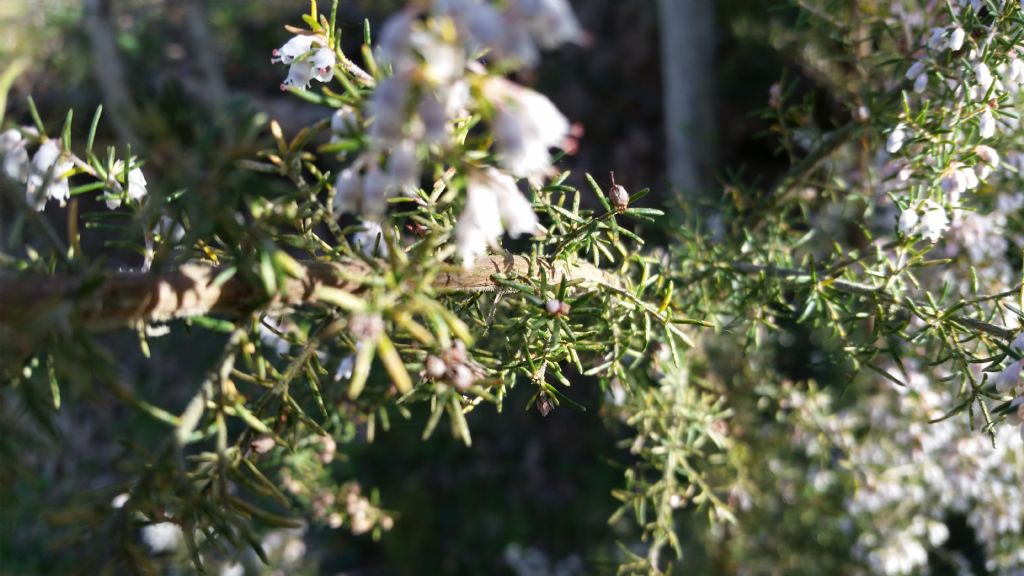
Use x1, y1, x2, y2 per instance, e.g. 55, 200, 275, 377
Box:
314, 0, 580, 267
271, 34, 336, 90
1, 131, 74, 210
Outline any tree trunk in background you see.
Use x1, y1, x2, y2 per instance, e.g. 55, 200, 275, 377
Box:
657, 0, 715, 202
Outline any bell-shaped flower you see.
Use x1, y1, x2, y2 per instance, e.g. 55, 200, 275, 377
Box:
905, 60, 927, 81
367, 75, 411, 146
975, 62, 993, 89
974, 144, 999, 178
886, 124, 907, 154
979, 109, 996, 139
127, 167, 148, 201
508, 0, 585, 50
484, 78, 570, 181
281, 60, 315, 91
0, 128, 29, 182
352, 220, 389, 258
331, 106, 360, 139
271, 35, 316, 65
310, 47, 336, 82
919, 202, 949, 243
455, 179, 503, 266
455, 168, 538, 266
898, 208, 919, 236
949, 27, 966, 51
272, 34, 334, 90
26, 140, 73, 210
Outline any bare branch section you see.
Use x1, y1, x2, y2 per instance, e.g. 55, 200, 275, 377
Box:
0, 256, 622, 331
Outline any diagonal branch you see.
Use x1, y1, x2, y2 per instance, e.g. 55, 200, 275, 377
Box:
0, 255, 622, 332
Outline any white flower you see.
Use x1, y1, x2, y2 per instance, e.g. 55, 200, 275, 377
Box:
127, 167, 147, 201
484, 78, 570, 180
949, 27, 966, 51
975, 62, 993, 89
310, 47, 336, 82
352, 220, 389, 257
334, 166, 363, 216
456, 173, 505, 266
271, 35, 316, 65
333, 158, 392, 220
334, 353, 355, 381
0, 128, 29, 182
410, 29, 465, 85
140, 522, 184, 554
898, 209, 919, 235
913, 72, 928, 94
376, 9, 416, 70
455, 168, 538, 266
331, 106, 359, 138
220, 563, 245, 576
1007, 58, 1024, 85
919, 203, 949, 243
387, 139, 419, 195
272, 35, 333, 89
281, 59, 315, 91
995, 360, 1023, 393
974, 144, 999, 178
508, 0, 585, 50
26, 140, 73, 210
367, 75, 410, 145
979, 109, 996, 139
886, 123, 907, 154
905, 60, 927, 81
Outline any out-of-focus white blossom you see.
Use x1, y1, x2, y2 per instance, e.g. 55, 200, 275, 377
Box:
507, 0, 585, 50
886, 124, 907, 154
905, 60, 927, 81
0, 128, 29, 182
352, 220, 389, 257
484, 77, 570, 181
980, 109, 996, 139
455, 167, 538, 266
333, 158, 393, 220
387, 139, 420, 195
898, 208, 919, 235
140, 522, 183, 554
913, 72, 928, 94
949, 27, 966, 51
975, 144, 1000, 178
920, 203, 949, 243
367, 75, 411, 145
26, 140, 73, 210
272, 35, 315, 64
976, 62, 993, 89
272, 34, 333, 90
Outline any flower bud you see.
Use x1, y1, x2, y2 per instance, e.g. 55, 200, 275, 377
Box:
250, 435, 276, 455
425, 355, 447, 379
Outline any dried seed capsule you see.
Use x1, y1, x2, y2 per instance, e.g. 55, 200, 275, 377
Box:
608, 171, 628, 211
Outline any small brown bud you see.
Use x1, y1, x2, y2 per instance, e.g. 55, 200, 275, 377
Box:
536, 391, 555, 417
608, 172, 628, 211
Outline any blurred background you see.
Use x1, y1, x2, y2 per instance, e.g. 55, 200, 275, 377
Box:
0, 0, 840, 574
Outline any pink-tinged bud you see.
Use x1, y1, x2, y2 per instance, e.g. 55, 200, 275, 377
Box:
546, 299, 562, 315
250, 435, 276, 454
608, 172, 629, 211
425, 355, 447, 379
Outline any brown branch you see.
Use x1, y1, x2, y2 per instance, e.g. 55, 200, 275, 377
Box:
0, 255, 621, 332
